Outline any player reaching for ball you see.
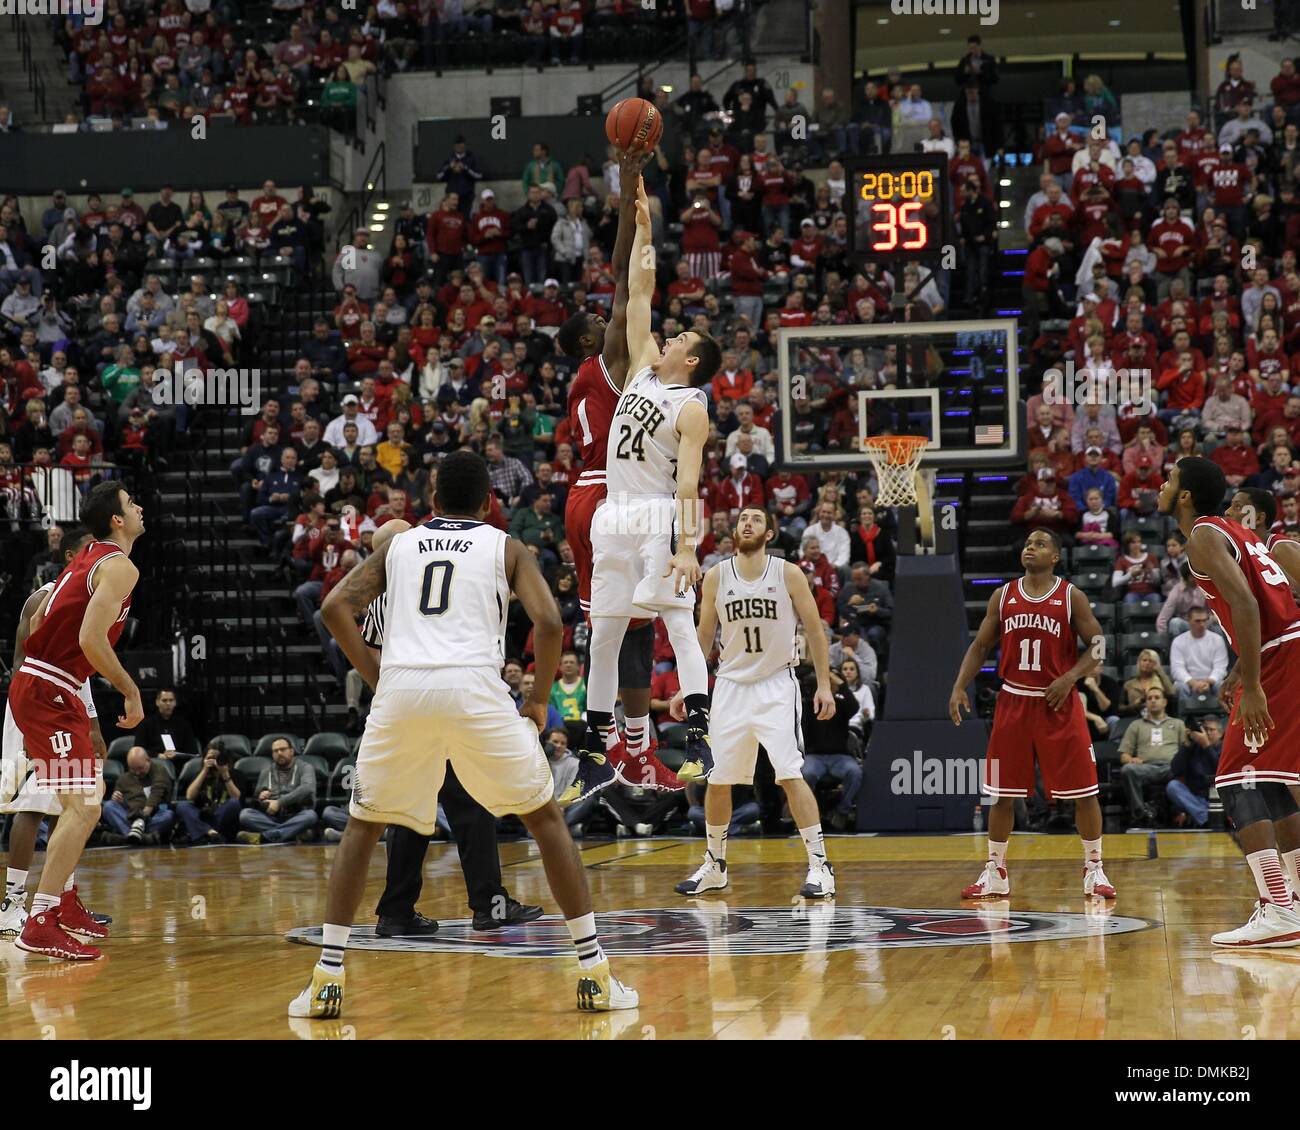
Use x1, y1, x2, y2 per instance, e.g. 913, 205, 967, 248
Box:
556, 149, 684, 802
949, 528, 1116, 901
574, 179, 724, 801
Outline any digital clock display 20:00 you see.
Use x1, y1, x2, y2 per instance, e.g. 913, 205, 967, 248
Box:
858, 170, 936, 202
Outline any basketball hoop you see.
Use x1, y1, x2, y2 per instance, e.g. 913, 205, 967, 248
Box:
862, 435, 928, 506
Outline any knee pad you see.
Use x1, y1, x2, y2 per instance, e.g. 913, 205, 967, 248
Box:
1220, 782, 1276, 833
617, 620, 655, 691
1264, 781, 1300, 823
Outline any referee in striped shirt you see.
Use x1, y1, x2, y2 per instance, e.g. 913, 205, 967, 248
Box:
361, 589, 544, 935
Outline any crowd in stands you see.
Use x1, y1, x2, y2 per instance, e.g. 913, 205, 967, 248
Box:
16, 0, 755, 133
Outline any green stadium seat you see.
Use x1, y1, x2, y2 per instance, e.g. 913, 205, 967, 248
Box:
233, 756, 272, 796
207, 734, 253, 760
303, 732, 353, 769
253, 732, 302, 758
106, 736, 135, 763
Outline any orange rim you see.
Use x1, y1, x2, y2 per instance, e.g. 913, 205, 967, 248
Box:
863, 435, 928, 465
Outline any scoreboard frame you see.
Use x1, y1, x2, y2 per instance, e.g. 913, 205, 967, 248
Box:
848, 152, 954, 266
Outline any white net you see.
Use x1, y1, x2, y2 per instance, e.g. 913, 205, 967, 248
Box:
862, 437, 927, 507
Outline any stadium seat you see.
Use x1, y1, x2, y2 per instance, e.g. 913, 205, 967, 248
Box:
101, 759, 122, 792
1118, 600, 1163, 628
106, 735, 135, 763
1089, 601, 1115, 630
176, 757, 204, 797
328, 758, 356, 804
1181, 693, 1222, 717
208, 734, 253, 760
1073, 545, 1117, 567
303, 732, 353, 769
253, 732, 302, 758
1129, 517, 1166, 541
1072, 571, 1109, 596
1112, 716, 1138, 741
233, 756, 272, 796
302, 755, 330, 784
1121, 631, 1169, 662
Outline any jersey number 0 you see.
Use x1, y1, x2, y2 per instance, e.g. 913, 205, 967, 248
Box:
418, 560, 455, 616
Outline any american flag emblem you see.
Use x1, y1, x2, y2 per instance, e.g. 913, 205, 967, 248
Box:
976, 424, 1005, 445
766, 586, 776, 592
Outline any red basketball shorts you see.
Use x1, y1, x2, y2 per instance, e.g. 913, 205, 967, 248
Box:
564, 483, 650, 629
984, 687, 1098, 800
7, 669, 98, 794
1216, 637, 1300, 788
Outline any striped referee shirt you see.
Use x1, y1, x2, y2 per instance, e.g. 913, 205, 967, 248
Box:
361, 594, 386, 647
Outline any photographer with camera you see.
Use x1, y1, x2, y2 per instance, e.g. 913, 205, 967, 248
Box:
176, 742, 243, 844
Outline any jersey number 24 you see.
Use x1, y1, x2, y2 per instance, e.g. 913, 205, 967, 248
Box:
615, 424, 647, 462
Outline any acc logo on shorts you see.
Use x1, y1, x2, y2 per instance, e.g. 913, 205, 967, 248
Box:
286, 905, 1158, 957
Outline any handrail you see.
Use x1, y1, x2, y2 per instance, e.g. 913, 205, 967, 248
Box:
570, 30, 692, 114
334, 139, 387, 252
10, 13, 47, 122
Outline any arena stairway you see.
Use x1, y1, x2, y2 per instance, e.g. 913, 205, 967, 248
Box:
168, 279, 351, 736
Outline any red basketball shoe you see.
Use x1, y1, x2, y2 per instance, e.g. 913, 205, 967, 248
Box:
616, 738, 684, 792
15, 911, 102, 961
59, 886, 110, 940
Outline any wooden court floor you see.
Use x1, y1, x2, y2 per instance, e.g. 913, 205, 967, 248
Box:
1, 831, 1297, 1040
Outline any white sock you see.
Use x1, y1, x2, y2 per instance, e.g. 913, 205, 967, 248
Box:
661, 606, 708, 696
566, 911, 606, 970
6, 867, 28, 894
31, 893, 58, 917
624, 714, 649, 754
799, 823, 827, 869
585, 617, 629, 716
1246, 849, 1292, 905
598, 719, 619, 751
988, 839, 1008, 870
63, 872, 76, 893
319, 922, 350, 970
1082, 838, 1103, 868
705, 823, 728, 864
1282, 848, 1300, 899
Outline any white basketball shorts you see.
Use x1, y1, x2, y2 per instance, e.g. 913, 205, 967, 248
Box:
349, 665, 554, 833
709, 669, 805, 786
589, 495, 697, 618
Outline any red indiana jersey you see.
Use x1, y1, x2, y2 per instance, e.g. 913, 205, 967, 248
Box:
567, 353, 621, 493
996, 576, 1080, 693
22, 541, 133, 686
1189, 517, 1300, 651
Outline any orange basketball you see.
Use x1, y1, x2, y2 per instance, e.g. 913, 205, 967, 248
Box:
605, 97, 662, 154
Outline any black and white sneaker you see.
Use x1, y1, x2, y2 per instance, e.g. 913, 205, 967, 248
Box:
675, 852, 728, 895
799, 862, 836, 899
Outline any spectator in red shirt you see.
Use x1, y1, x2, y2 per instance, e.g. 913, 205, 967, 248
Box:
716, 453, 765, 514
1252, 372, 1290, 443
333, 285, 369, 342
1156, 349, 1210, 423
798, 536, 840, 597
1010, 467, 1079, 535
712, 351, 754, 403
549, 0, 584, 65
1210, 423, 1261, 488
468, 188, 511, 287
767, 468, 812, 537
1147, 198, 1195, 297
1042, 113, 1084, 186
1117, 456, 1165, 518
1029, 181, 1073, 238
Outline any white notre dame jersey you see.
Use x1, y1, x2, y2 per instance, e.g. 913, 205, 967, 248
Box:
714, 555, 799, 684
606, 365, 708, 498
379, 517, 509, 672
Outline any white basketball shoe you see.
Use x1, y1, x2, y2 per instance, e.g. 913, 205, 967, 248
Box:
961, 861, 1010, 899
1212, 900, 1300, 948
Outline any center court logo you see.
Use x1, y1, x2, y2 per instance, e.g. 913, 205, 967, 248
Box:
285, 905, 1157, 956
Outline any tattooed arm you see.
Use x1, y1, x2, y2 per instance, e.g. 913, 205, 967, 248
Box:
320, 535, 395, 691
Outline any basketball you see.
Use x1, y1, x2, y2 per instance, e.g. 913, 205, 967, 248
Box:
605, 97, 661, 154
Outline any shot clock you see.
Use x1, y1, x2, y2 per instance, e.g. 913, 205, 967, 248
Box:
849, 153, 952, 265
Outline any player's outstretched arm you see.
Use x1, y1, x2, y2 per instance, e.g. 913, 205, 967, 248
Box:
626, 179, 660, 377
785, 561, 836, 720
603, 150, 647, 388
80, 555, 144, 729
949, 588, 1002, 725
505, 536, 564, 733
1187, 524, 1271, 747
321, 534, 396, 692
665, 399, 709, 595
1044, 587, 1107, 710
